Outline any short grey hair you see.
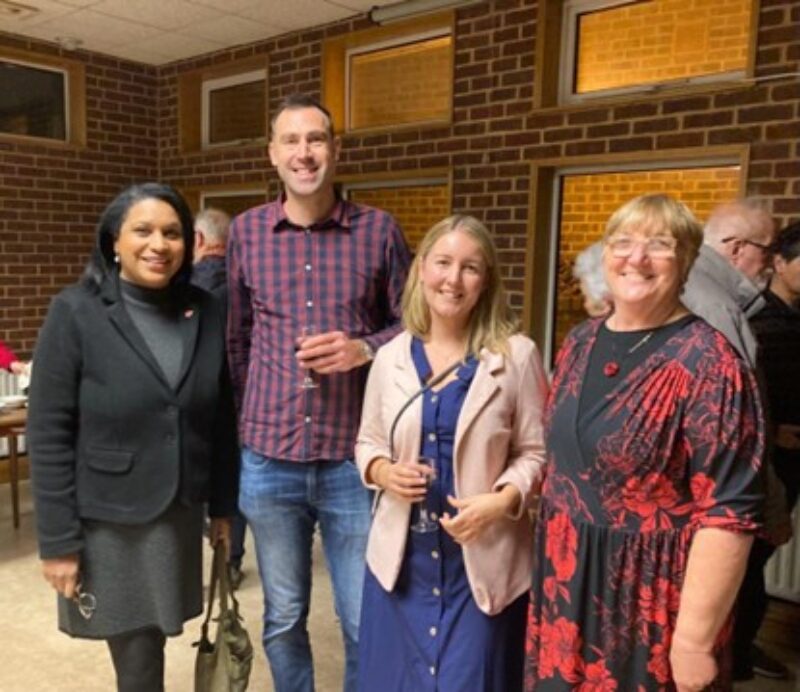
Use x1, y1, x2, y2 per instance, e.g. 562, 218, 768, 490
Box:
573, 242, 608, 303
195, 208, 231, 245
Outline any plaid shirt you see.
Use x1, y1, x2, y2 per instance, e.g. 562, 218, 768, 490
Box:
227, 195, 411, 462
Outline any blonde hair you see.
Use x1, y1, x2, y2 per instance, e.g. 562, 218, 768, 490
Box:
402, 215, 519, 355
603, 193, 703, 280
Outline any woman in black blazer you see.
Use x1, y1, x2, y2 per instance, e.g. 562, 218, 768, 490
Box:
28, 183, 239, 691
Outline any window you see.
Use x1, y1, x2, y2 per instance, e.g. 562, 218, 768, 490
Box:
524, 152, 747, 364
178, 57, 268, 153
0, 48, 85, 146
323, 11, 454, 133
536, 0, 754, 106
346, 31, 452, 132
342, 173, 450, 250
202, 69, 266, 148
200, 190, 268, 218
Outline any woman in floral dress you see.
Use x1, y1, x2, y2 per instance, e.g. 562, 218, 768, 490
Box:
525, 194, 764, 691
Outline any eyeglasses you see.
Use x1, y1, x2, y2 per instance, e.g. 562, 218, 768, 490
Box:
721, 236, 771, 253
73, 586, 97, 620
606, 235, 678, 259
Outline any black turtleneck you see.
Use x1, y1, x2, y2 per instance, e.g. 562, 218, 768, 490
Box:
119, 279, 184, 388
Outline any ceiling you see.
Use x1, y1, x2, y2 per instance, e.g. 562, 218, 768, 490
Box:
0, 0, 399, 65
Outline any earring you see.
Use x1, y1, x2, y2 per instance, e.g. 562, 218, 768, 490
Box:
114, 254, 120, 264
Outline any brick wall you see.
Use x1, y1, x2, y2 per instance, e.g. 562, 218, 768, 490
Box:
2, 0, 799, 353
0, 33, 158, 357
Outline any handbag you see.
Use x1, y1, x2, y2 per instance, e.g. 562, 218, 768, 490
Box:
194, 544, 254, 692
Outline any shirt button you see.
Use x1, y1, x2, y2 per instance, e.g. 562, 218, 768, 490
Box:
429, 666, 436, 676
304, 227, 311, 234
305, 416, 311, 424
306, 300, 313, 308
429, 626, 437, 637
305, 264, 311, 271
431, 550, 439, 560
428, 432, 436, 442
432, 587, 441, 596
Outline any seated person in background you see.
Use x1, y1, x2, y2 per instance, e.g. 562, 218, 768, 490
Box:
573, 241, 612, 317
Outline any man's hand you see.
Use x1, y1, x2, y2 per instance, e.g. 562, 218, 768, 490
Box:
42, 554, 80, 599
296, 331, 370, 374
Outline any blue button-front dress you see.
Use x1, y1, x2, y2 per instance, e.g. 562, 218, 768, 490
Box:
357, 337, 528, 691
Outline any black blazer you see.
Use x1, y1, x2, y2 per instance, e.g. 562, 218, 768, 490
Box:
28, 274, 239, 559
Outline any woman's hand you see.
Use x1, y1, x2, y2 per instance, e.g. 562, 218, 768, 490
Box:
440, 485, 520, 544
41, 554, 80, 599
669, 639, 717, 692
369, 458, 431, 503
209, 517, 232, 559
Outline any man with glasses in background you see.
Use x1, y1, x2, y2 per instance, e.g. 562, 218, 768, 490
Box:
683, 199, 791, 681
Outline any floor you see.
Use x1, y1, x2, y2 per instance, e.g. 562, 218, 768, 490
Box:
0, 479, 797, 691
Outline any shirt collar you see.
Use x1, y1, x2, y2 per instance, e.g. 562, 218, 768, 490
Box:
272, 192, 352, 233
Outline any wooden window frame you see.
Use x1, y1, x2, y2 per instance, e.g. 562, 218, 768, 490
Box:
179, 183, 269, 217
522, 145, 749, 365
201, 68, 267, 149
322, 11, 454, 135
0, 46, 86, 148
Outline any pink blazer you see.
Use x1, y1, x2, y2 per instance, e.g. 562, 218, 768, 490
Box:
356, 331, 548, 615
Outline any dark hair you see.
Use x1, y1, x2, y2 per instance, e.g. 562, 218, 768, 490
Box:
270, 93, 335, 139
83, 182, 195, 290
771, 221, 800, 262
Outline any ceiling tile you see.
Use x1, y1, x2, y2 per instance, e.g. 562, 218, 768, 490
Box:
127, 31, 226, 64
0, 0, 76, 28
189, 0, 261, 12
19, 9, 161, 49
327, 0, 394, 11
91, 0, 222, 31
180, 14, 278, 45
235, 0, 352, 30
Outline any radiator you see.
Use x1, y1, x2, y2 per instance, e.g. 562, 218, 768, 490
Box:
766, 509, 800, 603
0, 371, 26, 456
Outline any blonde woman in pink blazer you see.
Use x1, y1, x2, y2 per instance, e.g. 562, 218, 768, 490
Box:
355, 215, 549, 691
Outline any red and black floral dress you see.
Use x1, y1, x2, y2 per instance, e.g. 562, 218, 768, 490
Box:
525, 317, 764, 691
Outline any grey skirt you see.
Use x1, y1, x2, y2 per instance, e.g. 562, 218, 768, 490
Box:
58, 502, 204, 639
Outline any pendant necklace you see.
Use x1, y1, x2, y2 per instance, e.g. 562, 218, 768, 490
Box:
602, 329, 655, 378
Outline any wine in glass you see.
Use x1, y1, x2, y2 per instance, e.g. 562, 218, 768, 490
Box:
298, 325, 319, 389
410, 456, 439, 533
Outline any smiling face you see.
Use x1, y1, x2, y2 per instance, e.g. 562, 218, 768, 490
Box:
113, 198, 185, 289
269, 106, 339, 204
419, 228, 487, 330
603, 222, 683, 317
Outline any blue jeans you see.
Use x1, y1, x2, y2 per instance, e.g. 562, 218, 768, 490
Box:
239, 449, 371, 692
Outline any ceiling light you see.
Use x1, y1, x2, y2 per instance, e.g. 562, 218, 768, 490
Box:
368, 0, 484, 25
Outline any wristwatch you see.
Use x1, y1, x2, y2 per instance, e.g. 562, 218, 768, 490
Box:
358, 339, 375, 363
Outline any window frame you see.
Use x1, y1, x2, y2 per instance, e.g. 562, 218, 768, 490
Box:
0, 46, 85, 148
200, 68, 267, 149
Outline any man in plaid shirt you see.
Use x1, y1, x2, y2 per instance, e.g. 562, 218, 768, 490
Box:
227, 93, 411, 692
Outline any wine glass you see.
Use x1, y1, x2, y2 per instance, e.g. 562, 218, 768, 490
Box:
410, 456, 439, 534
297, 325, 319, 390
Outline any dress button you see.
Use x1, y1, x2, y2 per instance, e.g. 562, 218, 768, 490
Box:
429, 626, 437, 637
429, 666, 436, 676
430, 394, 438, 403
430, 512, 438, 520
431, 550, 439, 560
428, 432, 436, 442
432, 587, 441, 596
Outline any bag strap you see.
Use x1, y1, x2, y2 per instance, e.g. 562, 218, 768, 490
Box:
198, 543, 246, 643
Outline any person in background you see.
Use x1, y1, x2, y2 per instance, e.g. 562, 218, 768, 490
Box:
0, 339, 29, 375
192, 207, 249, 590
682, 199, 790, 681
735, 221, 800, 681
227, 93, 411, 692
28, 183, 239, 691
573, 241, 612, 317
526, 194, 764, 691
355, 215, 548, 690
